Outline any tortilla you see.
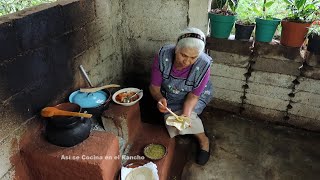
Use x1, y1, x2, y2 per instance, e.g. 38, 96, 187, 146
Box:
125, 167, 156, 180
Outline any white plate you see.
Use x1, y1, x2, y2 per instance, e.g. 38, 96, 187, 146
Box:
112, 88, 143, 106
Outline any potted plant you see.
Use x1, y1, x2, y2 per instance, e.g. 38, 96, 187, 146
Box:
208, 0, 238, 39
253, 0, 281, 42
235, 3, 256, 41
281, 0, 320, 47
307, 20, 320, 54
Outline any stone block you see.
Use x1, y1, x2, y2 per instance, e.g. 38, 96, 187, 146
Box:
245, 93, 288, 111
122, 0, 187, 40
254, 41, 303, 62
242, 104, 286, 123
85, 18, 113, 47
304, 53, 320, 67
211, 63, 247, 81
102, 103, 142, 145
209, 98, 241, 114
296, 77, 320, 95
98, 37, 117, 63
213, 87, 243, 103
21, 131, 120, 180
15, 5, 65, 51
248, 71, 296, 88
0, 22, 19, 61
86, 53, 123, 86
252, 56, 302, 76
0, 47, 50, 101
59, 0, 95, 31
288, 114, 320, 132
73, 45, 100, 72
66, 27, 88, 57
206, 37, 253, 56
209, 50, 250, 68
301, 65, 320, 80
247, 82, 291, 101
211, 77, 245, 92
188, 0, 211, 33
293, 91, 320, 108
288, 103, 320, 120
95, 0, 112, 18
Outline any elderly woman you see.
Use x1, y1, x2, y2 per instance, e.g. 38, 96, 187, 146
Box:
149, 27, 213, 165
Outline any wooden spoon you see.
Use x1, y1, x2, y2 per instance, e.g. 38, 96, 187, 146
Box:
41, 107, 92, 118
79, 84, 120, 93
158, 102, 183, 122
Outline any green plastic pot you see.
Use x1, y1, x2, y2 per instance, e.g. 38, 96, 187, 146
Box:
209, 13, 236, 38
255, 18, 280, 42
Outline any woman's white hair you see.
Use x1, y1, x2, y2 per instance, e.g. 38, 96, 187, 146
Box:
176, 27, 206, 54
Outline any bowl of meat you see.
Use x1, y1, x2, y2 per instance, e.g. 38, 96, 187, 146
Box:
112, 88, 143, 106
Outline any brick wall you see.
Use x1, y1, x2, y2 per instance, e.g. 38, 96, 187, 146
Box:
207, 37, 320, 131
0, 0, 123, 178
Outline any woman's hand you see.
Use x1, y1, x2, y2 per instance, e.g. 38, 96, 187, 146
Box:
157, 98, 168, 113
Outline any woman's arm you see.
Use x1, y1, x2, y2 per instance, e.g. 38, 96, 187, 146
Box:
182, 93, 199, 117
149, 84, 168, 113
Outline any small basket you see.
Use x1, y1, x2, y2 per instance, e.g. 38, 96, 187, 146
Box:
143, 143, 167, 160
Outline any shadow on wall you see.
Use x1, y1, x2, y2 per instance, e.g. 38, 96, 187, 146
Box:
124, 72, 164, 125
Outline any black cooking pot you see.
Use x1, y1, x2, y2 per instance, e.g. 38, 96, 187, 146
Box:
45, 103, 91, 147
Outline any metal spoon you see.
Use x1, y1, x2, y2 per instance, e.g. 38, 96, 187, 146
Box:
123, 90, 143, 103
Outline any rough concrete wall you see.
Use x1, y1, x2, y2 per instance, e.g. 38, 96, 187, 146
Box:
122, 0, 188, 78
207, 37, 320, 131
122, 0, 210, 82
0, 0, 123, 178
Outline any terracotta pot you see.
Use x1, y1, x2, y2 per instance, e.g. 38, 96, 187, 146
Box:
280, 20, 311, 47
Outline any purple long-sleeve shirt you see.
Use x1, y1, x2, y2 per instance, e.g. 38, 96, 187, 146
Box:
150, 55, 210, 96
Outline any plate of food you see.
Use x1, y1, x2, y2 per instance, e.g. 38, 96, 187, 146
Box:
112, 88, 143, 106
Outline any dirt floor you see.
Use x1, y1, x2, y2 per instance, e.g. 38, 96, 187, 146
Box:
179, 107, 320, 180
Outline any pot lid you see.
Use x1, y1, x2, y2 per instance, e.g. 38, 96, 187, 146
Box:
69, 90, 107, 108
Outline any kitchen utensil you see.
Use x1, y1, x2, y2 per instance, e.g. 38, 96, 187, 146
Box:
79, 84, 120, 93
112, 88, 143, 106
69, 90, 108, 108
123, 90, 143, 103
158, 102, 183, 122
79, 65, 93, 87
41, 107, 92, 118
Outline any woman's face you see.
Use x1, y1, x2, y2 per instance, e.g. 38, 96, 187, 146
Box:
174, 47, 199, 69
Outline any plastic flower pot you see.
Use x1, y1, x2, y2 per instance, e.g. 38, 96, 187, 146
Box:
280, 20, 311, 47
235, 23, 255, 41
209, 13, 236, 39
255, 18, 280, 42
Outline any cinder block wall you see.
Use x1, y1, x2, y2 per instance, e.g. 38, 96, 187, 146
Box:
0, 0, 123, 178
207, 38, 320, 131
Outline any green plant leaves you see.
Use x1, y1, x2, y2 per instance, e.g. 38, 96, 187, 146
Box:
264, 1, 275, 8
295, 0, 307, 10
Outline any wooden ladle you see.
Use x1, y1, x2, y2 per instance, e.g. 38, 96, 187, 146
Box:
158, 102, 183, 122
41, 107, 92, 118
79, 84, 120, 93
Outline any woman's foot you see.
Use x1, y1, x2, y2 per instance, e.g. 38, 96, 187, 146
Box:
195, 133, 210, 165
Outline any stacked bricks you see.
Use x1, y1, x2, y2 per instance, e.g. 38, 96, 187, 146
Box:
207, 38, 252, 113
288, 53, 320, 131
207, 37, 320, 131
243, 42, 303, 123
